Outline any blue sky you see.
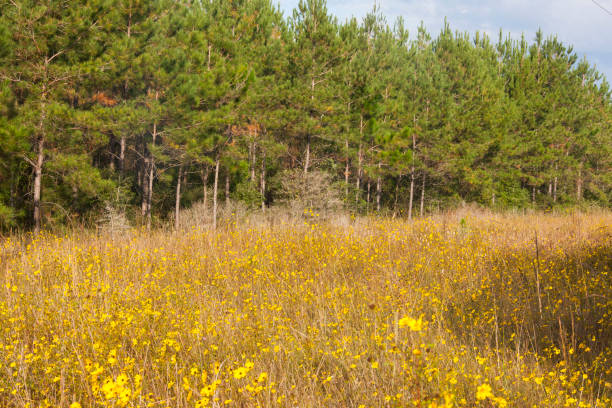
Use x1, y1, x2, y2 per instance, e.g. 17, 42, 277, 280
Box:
276, 0, 612, 83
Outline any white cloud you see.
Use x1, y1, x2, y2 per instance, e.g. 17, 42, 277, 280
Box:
276, 0, 612, 81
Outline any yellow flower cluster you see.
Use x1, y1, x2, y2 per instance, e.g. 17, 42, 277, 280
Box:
398, 315, 426, 331
101, 374, 132, 407
476, 383, 507, 406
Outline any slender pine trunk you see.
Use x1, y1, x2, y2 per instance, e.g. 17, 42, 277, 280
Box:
356, 142, 362, 203
213, 158, 219, 229
141, 155, 148, 218
345, 138, 350, 199
408, 131, 416, 220
9, 169, 15, 209
304, 134, 311, 175
305, 64, 315, 175
109, 135, 116, 172
345, 100, 351, 198
120, 14, 130, 176
366, 182, 371, 214
119, 136, 126, 173
408, 173, 415, 220
393, 176, 401, 218
72, 184, 78, 211
250, 141, 256, 184
33, 84, 47, 234
33, 135, 44, 234
201, 166, 209, 215
576, 162, 583, 201
356, 115, 363, 203
225, 172, 230, 206
553, 163, 558, 203
420, 173, 425, 217
175, 164, 183, 231
146, 91, 159, 230
146, 120, 157, 230
261, 150, 266, 212
376, 162, 381, 212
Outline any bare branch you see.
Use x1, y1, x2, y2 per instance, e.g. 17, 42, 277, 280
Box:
46, 50, 64, 65
21, 154, 36, 168
0, 73, 22, 83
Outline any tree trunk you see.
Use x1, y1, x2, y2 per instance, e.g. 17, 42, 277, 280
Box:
9, 169, 15, 209
201, 166, 209, 214
141, 156, 148, 218
356, 143, 363, 203
119, 136, 126, 173
213, 158, 220, 229
356, 116, 363, 203
393, 176, 401, 218
225, 171, 230, 206
366, 181, 371, 213
344, 100, 351, 199
408, 132, 416, 220
72, 184, 78, 210
175, 164, 183, 231
146, 120, 157, 230
120, 13, 130, 175
33, 86, 47, 234
207, 44, 212, 71
408, 172, 415, 220
260, 150, 266, 212
33, 135, 44, 234
532, 186, 536, 206
345, 138, 350, 198
553, 163, 558, 203
249, 141, 256, 184
146, 91, 159, 230
305, 64, 315, 175
109, 135, 116, 172
376, 162, 381, 212
576, 162, 583, 201
304, 133, 311, 174
420, 173, 426, 218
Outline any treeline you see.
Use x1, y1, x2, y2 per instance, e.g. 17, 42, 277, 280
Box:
0, 0, 610, 231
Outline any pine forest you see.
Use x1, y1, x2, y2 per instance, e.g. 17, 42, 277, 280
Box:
0, 0, 610, 231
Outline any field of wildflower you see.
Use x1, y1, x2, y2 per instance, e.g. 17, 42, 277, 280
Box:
0, 211, 611, 408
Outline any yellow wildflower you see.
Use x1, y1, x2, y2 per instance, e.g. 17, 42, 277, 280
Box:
398, 316, 425, 331
476, 383, 494, 400
233, 367, 248, 379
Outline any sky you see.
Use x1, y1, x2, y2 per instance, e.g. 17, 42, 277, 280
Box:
276, 0, 612, 83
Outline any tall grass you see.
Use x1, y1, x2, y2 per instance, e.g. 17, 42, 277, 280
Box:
0, 211, 610, 407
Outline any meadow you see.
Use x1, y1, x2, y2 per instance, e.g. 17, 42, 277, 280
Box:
0, 211, 610, 407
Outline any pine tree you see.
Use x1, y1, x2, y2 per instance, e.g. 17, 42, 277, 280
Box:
0, 0, 116, 232
285, 0, 342, 174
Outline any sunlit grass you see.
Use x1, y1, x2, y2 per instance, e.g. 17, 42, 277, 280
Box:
0, 211, 610, 407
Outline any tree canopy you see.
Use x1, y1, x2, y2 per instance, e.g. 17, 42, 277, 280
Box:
0, 0, 610, 230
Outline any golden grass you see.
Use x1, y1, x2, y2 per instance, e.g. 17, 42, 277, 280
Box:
0, 211, 611, 407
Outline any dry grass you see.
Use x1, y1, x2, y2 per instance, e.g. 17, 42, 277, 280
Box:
0, 211, 610, 407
